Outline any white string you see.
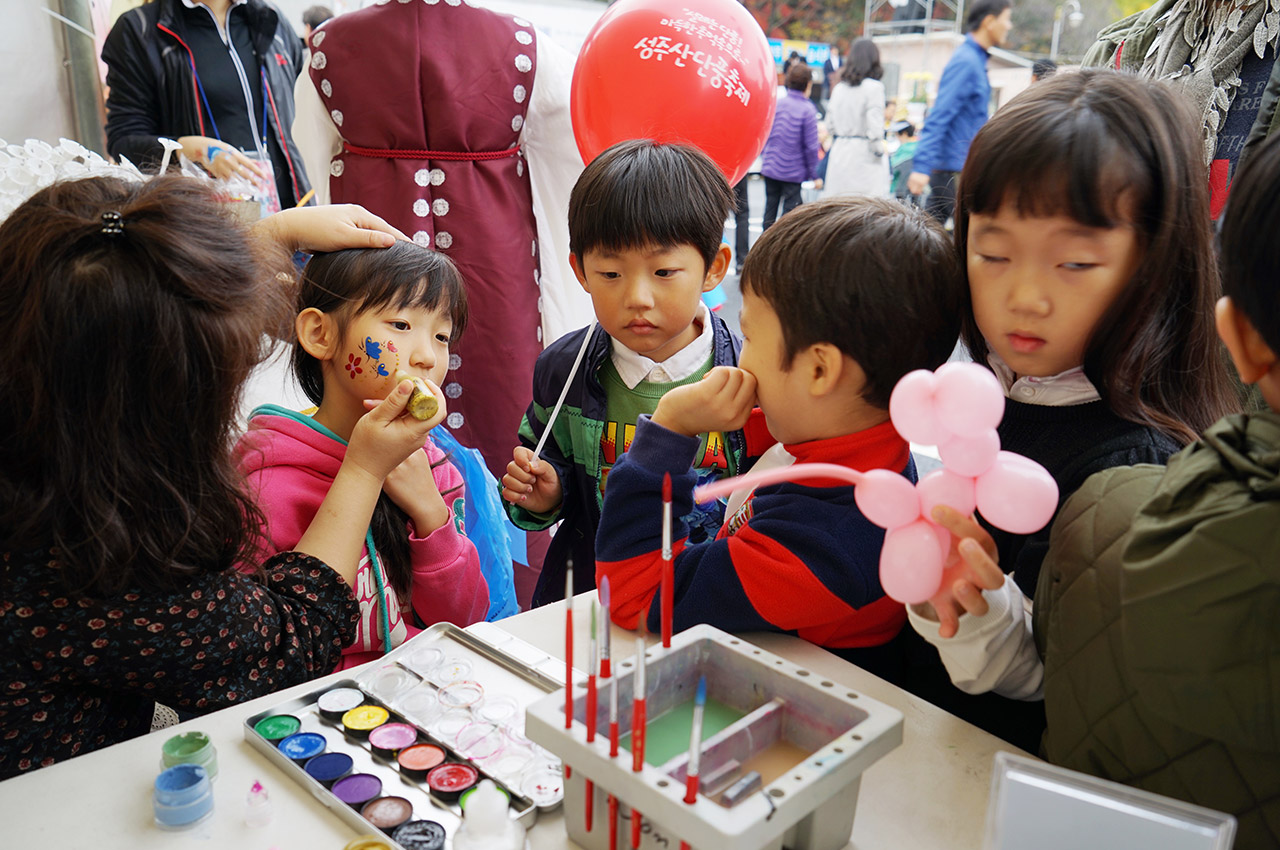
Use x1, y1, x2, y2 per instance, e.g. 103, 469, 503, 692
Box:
532, 322, 597, 460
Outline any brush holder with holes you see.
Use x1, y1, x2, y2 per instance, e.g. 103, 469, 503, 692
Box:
525, 625, 902, 850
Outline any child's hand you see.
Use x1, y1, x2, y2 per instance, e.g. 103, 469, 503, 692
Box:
501, 446, 563, 514
652, 366, 757, 437
345, 379, 440, 482
384, 447, 450, 535
916, 505, 1005, 638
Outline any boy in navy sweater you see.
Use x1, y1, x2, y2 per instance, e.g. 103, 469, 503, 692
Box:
596, 197, 963, 677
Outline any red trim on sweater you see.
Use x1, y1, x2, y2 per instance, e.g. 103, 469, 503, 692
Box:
156, 24, 207, 138
781, 419, 910, 485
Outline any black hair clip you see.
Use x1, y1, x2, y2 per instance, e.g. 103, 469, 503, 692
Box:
100, 211, 124, 237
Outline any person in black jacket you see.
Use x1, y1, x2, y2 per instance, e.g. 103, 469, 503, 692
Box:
101, 0, 312, 209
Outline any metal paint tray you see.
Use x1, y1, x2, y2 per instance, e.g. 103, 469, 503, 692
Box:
244, 623, 565, 845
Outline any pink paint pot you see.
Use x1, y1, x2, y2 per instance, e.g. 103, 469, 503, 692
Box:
367, 722, 418, 760
360, 795, 414, 834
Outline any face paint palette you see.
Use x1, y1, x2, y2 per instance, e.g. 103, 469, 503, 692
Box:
244, 623, 566, 845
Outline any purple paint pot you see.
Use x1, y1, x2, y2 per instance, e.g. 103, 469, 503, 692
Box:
305, 751, 354, 787
332, 773, 383, 809
392, 820, 447, 850
360, 795, 414, 834
278, 731, 327, 762
367, 722, 418, 760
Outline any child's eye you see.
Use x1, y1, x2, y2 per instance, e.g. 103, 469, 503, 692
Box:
1061, 262, 1098, 271
654, 268, 680, 278
977, 254, 1008, 264
436, 333, 451, 344
390, 320, 410, 331
598, 271, 621, 280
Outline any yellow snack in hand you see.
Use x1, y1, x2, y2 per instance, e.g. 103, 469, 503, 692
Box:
394, 370, 439, 421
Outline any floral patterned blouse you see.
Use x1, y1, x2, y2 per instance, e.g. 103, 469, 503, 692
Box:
0, 549, 359, 780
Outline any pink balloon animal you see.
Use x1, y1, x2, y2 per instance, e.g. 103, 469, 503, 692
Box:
694, 362, 1058, 605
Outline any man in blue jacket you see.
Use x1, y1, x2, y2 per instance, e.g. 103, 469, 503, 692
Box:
907, 0, 1013, 224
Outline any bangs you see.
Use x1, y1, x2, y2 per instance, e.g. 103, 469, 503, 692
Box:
962, 100, 1151, 230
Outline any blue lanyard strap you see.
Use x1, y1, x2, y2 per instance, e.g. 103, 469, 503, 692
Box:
188, 51, 270, 148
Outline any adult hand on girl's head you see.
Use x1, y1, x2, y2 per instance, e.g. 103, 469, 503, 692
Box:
346, 378, 443, 482
916, 505, 1005, 638
253, 204, 408, 254
652, 366, 758, 438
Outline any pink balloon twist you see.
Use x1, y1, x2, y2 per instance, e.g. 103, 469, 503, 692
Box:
694, 363, 1059, 605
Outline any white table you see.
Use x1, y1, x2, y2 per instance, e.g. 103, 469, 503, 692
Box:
0, 598, 1029, 849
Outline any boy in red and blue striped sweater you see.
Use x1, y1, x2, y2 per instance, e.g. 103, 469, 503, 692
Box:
596, 197, 964, 678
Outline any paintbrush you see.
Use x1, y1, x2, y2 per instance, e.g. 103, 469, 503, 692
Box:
679, 676, 708, 850
631, 608, 648, 849
661, 473, 674, 649
565, 558, 574, 779
585, 600, 598, 831
600, 575, 612, 679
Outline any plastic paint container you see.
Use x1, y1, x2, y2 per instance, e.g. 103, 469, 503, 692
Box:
429, 708, 473, 746
253, 714, 301, 742
456, 722, 505, 761
304, 751, 354, 787
369, 666, 418, 701
392, 819, 447, 850
406, 646, 445, 676
459, 783, 510, 811
278, 731, 327, 762
153, 764, 214, 830
360, 795, 414, 834
342, 705, 390, 739
160, 731, 218, 779
397, 743, 447, 780
332, 773, 383, 809
399, 687, 441, 726
317, 687, 366, 721
368, 722, 418, 760
426, 763, 479, 801
438, 680, 484, 710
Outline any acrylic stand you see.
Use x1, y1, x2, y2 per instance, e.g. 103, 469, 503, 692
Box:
525, 625, 903, 850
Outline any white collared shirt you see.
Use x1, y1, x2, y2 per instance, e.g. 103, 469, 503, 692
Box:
609, 303, 714, 390
987, 353, 1101, 406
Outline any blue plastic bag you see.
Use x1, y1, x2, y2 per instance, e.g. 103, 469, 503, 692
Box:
431, 428, 520, 620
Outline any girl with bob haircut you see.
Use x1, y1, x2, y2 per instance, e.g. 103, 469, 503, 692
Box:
237, 242, 490, 669
0, 176, 415, 779
905, 70, 1239, 751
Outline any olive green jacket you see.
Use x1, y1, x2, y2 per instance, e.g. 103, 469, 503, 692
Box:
1035, 412, 1280, 848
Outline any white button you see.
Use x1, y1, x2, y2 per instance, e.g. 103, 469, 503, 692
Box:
448, 353, 462, 370
445, 382, 463, 399
447, 412, 464, 429
432, 198, 449, 216
435, 232, 453, 249
413, 199, 430, 217
515, 54, 532, 73
413, 231, 431, 247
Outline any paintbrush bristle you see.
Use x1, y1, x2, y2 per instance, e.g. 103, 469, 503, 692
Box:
600, 575, 611, 611
662, 472, 672, 503
695, 675, 707, 706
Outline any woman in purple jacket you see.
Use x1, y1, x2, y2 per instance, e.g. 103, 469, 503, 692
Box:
759, 62, 821, 231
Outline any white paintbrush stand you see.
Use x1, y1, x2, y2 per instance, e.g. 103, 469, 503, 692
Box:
525, 625, 903, 850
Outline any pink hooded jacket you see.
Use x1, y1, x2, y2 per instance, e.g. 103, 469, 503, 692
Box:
236, 405, 489, 670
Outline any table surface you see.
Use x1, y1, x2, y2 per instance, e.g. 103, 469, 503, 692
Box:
0, 597, 1028, 849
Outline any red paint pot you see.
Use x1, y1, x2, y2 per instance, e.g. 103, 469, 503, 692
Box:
360, 795, 414, 834
425, 763, 479, 802
397, 743, 446, 780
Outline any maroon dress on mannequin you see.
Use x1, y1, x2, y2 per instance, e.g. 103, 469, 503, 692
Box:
309, 0, 541, 478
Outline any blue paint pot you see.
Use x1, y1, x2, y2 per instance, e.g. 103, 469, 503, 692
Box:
305, 751, 354, 787
153, 764, 214, 830
278, 731, 327, 762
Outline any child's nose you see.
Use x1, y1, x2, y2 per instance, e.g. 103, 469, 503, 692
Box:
624, 276, 655, 309
409, 336, 437, 369
1006, 270, 1049, 315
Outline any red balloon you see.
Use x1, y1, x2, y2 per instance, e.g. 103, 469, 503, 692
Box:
570, 0, 776, 186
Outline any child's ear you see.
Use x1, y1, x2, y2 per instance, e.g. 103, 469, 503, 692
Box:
805, 343, 847, 396
1215, 296, 1276, 383
702, 245, 732, 292
570, 254, 589, 292
296, 307, 339, 361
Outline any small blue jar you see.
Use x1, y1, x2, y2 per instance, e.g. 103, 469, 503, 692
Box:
153, 764, 214, 830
